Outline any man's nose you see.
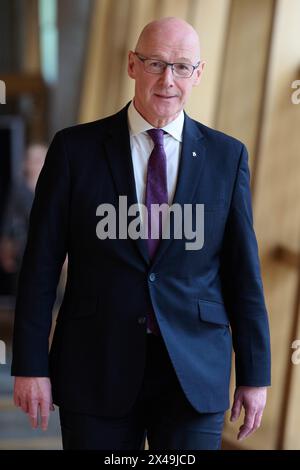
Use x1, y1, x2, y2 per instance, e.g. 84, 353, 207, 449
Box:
158, 65, 175, 86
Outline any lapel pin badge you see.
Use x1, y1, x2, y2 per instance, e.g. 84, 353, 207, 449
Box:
192, 151, 197, 157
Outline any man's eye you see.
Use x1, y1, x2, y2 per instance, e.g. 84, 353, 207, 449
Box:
177, 64, 189, 71
150, 61, 163, 68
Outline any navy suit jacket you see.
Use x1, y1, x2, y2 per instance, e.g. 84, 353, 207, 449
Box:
12, 103, 271, 416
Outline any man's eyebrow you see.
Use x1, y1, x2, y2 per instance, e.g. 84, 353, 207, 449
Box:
145, 54, 194, 63
176, 57, 194, 63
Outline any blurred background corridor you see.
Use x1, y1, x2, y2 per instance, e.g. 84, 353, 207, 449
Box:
0, 0, 300, 450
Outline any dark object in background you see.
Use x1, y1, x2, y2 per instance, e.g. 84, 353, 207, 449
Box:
0, 116, 24, 296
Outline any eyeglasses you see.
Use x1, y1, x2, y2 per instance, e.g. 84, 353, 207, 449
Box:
134, 52, 200, 78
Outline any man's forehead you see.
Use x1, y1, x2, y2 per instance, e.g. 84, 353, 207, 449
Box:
139, 44, 198, 62
135, 18, 200, 61
139, 33, 199, 57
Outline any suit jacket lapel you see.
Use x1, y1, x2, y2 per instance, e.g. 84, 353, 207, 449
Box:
104, 104, 150, 265
151, 113, 207, 268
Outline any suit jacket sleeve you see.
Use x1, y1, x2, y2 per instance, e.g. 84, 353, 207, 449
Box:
221, 144, 271, 387
11, 131, 70, 377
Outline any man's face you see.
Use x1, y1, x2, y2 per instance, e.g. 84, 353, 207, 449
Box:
128, 25, 204, 126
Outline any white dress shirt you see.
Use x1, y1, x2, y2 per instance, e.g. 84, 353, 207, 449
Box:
127, 101, 184, 210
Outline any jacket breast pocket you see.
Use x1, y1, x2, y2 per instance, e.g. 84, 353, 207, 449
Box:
198, 299, 229, 326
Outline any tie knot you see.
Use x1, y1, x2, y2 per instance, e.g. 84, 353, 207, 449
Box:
147, 128, 164, 147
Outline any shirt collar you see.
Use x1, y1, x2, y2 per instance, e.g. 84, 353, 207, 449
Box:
128, 100, 184, 143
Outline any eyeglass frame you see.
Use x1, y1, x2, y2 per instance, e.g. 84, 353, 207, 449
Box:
133, 51, 201, 78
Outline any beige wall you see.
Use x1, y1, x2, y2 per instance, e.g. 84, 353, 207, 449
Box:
253, 0, 300, 450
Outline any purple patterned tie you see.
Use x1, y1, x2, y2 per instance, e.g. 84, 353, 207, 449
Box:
145, 128, 168, 335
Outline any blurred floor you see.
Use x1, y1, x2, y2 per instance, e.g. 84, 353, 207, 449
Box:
0, 307, 62, 450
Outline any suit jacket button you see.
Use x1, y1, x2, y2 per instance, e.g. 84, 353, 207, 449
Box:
138, 316, 147, 325
149, 273, 156, 282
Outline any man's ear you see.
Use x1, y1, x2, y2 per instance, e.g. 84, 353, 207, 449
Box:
193, 60, 206, 87
128, 51, 136, 79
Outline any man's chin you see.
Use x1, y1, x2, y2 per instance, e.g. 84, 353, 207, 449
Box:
151, 104, 181, 119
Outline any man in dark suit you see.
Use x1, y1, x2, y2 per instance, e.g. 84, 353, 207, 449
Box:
12, 17, 271, 450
